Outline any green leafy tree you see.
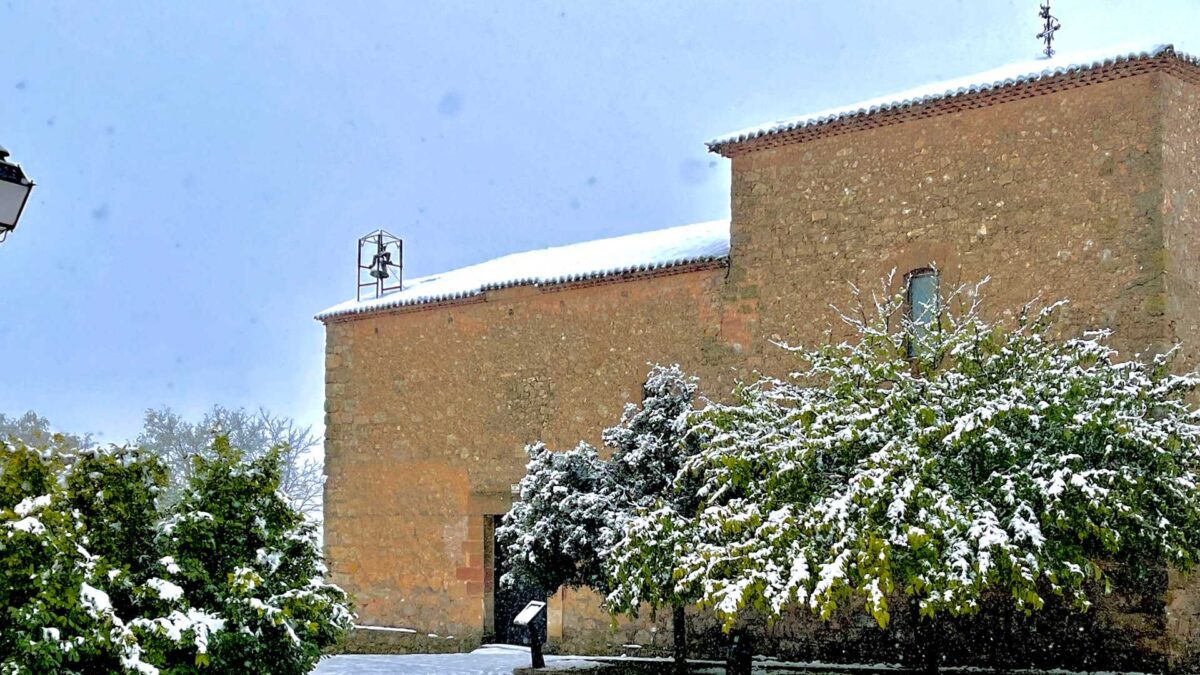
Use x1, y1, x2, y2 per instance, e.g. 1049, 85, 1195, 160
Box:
0, 438, 121, 674
0, 435, 351, 675
0, 439, 183, 674
159, 437, 352, 674
66, 447, 168, 579
673, 280, 1200, 672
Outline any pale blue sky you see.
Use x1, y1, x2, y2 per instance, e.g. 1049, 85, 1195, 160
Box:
1, 1, 1195, 442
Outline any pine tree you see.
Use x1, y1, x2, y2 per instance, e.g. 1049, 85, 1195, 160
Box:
498, 365, 706, 674
602, 365, 704, 675
496, 442, 613, 596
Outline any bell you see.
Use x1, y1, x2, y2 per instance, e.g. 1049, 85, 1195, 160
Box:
355, 230, 404, 301
369, 251, 392, 279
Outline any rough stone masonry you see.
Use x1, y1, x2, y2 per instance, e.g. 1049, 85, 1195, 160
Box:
320, 47, 1200, 671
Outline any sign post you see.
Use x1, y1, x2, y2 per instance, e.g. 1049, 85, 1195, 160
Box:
513, 600, 547, 669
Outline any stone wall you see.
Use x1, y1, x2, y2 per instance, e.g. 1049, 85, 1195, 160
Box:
725, 73, 1171, 369
323, 267, 737, 645
1162, 72, 1200, 670
715, 67, 1200, 673
323, 69, 1200, 670
1164, 73, 1200, 362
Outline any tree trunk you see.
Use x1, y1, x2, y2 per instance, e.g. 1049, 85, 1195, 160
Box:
672, 603, 687, 675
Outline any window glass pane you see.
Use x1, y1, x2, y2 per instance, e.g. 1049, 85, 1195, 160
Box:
908, 272, 938, 350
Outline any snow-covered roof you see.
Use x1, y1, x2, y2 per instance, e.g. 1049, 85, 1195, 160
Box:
709, 41, 1196, 152
316, 220, 730, 320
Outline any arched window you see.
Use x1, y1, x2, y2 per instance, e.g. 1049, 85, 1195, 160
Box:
905, 268, 939, 356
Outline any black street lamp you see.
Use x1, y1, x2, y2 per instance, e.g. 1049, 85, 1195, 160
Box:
0, 146, 34, 244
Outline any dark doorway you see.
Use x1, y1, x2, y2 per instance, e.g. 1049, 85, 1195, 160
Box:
492, 515, 546, 645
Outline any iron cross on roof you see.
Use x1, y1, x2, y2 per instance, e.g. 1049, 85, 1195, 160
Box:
1038, 1, 1062, 58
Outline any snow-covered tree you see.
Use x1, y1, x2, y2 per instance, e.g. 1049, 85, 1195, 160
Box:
603, 365, 704, 514
137, 406, 323, 515
496, 442, 613, 595
0, 435, 351, 675
66, 446, 168, 580
498, 365, 706, 673
1, 437, 108, 673
158, 437, 352, 674
673, 279, 1200, 672
603, 365, 704, 675
0, 438, 200, 674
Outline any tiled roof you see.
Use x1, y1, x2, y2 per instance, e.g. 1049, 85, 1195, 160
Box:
316, 220, 730, 321
709, 42, 1196, 154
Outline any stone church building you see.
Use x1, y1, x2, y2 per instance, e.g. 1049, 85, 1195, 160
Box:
318, 43, 1200, 669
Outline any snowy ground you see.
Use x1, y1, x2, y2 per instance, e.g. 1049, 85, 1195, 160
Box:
311, 647, 897, 674
312, 644, 602, 674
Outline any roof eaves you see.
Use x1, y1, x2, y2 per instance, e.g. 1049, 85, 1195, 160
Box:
315, 254, 729, 323
708, 44, 1196, 156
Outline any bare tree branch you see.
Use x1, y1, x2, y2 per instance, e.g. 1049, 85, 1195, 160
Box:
136, 405, 324, 517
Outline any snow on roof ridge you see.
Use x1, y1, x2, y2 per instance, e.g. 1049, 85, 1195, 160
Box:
316, 219, 730, 320
709, 41, 1194, 150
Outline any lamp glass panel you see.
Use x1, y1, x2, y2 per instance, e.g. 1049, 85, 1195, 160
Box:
0, 180, 28, 227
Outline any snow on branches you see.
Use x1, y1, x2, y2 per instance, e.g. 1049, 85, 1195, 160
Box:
675, 280, 1200, 630
496, 280, 1200, 653
497, 441, 613, 594
0, 435, 352, 675
497, 365, 704, 601
602, 365, 705, 617
497, 364, 703, 672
